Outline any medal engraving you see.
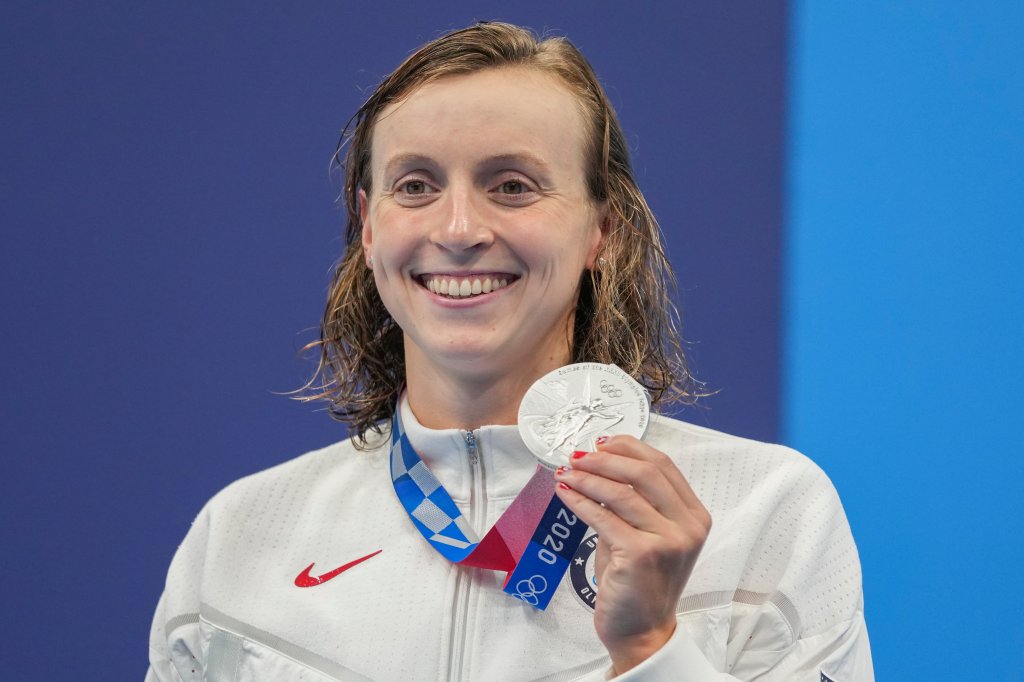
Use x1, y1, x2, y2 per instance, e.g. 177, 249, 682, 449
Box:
518, 363, 650, 468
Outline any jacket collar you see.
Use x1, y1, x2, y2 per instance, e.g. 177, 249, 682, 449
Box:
399, 397, 538, 503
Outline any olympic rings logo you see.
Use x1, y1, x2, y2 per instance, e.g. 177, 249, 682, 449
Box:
513, 575, 549, 605
599, 380, 623, 398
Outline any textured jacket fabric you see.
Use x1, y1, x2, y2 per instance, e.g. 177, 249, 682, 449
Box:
147, 401, 873, 681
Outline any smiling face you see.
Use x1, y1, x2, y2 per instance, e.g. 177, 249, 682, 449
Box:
361, 67, 603, 393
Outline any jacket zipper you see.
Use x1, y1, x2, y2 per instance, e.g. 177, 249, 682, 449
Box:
447, 430, 484, 681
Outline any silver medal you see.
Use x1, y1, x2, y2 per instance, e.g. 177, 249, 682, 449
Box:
518, 363, 650, 469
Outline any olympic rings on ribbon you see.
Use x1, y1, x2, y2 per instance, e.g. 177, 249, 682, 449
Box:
513, 575, 549, 605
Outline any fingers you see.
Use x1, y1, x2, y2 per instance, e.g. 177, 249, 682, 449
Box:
554, 480, 641, 541
553, 436, 712, 540
556, 454, 686, 525
553, 469, 710, 562
590, 435, 708, 517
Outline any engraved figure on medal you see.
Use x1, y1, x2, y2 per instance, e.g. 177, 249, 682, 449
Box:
519, 363, 650, 468
530, 378, 625, 458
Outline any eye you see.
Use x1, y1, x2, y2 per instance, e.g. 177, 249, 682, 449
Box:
490, 176, 538, 206
392, 176, 438, 206
497, 180, 528, 195
400, 180, 430, 195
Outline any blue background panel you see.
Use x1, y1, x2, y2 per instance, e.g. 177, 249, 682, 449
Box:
1, 3, 785, 679
785, 2, 1024, 679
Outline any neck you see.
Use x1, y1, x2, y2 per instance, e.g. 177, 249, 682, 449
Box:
404, 346, 570, 431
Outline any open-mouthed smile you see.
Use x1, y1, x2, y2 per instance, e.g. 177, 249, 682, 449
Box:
419, 273, 519, 299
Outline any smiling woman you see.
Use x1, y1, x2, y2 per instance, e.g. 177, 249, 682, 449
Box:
146, 22, 873, 682
311, 23, 692, 446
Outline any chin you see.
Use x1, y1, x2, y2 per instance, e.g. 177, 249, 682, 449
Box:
417, 337, 521, 376
406, 323, 569, 381
436, 342, 507, 368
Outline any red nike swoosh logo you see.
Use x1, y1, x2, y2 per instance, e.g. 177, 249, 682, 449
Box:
294, 549, 382, 587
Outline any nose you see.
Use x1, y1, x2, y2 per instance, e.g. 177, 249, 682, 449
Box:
431, 184, 493, 254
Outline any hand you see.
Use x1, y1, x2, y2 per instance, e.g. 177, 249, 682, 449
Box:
554, 435, 711, 674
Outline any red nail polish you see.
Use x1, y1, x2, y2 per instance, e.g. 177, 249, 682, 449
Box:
558, 482, 572, 490
555, 466, 569, 475
571, 450, 588, 460
595, 436, 609, 445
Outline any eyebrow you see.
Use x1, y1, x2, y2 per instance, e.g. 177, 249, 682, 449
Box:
481, 152, 553, 173
381, 153, 436, 182
380, 151, 556, 182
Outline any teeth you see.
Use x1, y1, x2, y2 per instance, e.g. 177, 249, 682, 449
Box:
424, 275, 511, 298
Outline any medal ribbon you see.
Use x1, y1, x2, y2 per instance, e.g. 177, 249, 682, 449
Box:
390, 408, 589, 610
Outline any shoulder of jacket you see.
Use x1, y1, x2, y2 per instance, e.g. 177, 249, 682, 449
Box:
200, 427, 391, 516
647, 413, 842, 506
649, 413, 821, 466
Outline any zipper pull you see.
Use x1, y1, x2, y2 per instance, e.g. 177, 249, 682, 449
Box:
463, 430, 478, 465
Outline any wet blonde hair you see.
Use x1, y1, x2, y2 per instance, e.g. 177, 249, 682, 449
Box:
302, 21, 694, 444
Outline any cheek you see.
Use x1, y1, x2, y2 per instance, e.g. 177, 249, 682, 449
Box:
552, 226, 601, 271
519, 211, 596, 262
369, 209, 418, 266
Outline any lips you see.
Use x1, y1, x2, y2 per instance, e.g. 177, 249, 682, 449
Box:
419, 274, 517, 299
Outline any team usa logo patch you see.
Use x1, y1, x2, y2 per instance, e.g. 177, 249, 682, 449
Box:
568, 533, 599, 609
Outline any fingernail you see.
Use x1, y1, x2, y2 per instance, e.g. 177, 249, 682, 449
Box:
555, 466, 569, 476
571, 450, 588, 460
595, 436, 609, 445
558, 482, 572, 490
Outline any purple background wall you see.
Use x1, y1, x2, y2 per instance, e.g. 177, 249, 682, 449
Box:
0, 3, 786, 679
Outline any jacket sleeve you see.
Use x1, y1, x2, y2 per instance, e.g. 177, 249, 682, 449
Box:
580, 456, 874, 682
605, 610, 872, 682
144, 506, 211, 682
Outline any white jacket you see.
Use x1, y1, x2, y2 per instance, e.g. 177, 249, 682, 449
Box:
147, 402, 873, 681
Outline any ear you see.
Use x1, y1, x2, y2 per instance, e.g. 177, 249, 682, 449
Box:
359, 188, 373, 264
584, 204, 610, 270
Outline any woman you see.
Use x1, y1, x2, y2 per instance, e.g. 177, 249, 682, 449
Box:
147, 22, 872, 681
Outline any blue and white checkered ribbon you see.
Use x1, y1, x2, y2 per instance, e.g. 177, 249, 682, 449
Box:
390, 412, 480, 562
390, 407, 588, 609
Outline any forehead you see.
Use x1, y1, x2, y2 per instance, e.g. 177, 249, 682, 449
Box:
370, 67, 589, 177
